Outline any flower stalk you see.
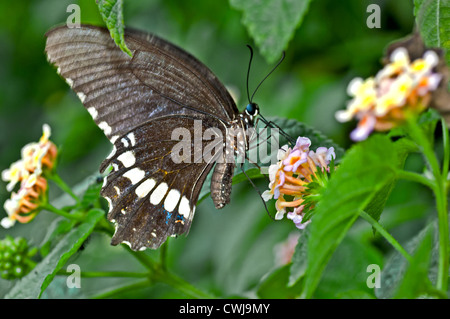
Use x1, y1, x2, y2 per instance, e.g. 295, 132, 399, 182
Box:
405, 116, 449, 293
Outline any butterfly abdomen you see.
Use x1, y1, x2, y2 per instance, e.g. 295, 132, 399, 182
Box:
210, 162, 235, 209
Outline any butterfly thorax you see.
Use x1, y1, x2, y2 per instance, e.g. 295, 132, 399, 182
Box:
210, 108, 256, 209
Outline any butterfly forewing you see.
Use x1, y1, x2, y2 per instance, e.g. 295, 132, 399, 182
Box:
45, 25, 238, 142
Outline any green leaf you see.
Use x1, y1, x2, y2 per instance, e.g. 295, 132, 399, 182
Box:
376, 222, 447, 299
300, 135, 398, 298
39, 218, 77, 257
229, 0, 313, 63
393, 229, 433, 298
79, 176, 104, 210
96, 0, 132, 57
364, 137, 416, 223
288, 227, 311, 286
314, 236, 383, 298
5, 209, 104, 299
256, 264, 303, 298
414, 0, 450, 64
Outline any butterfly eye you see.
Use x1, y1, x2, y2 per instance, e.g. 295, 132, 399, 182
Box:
246, 103, 259, 116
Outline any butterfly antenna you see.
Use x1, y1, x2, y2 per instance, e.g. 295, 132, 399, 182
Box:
246, 45, 254, 104
258, 113, 296, 147
239, 163, 275, 221
250, 51, 286, 103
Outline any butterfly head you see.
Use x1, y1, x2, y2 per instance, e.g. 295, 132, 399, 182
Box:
240, 102, 259, 127
245, 102, 259, 118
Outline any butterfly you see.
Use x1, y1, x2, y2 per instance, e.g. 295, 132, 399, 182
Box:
45, 24, 279, 251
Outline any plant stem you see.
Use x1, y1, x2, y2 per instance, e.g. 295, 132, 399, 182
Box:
123, 246, 157, 271
56, 270, 148, 278
406, 118, 449, 292
125, 247, 214, 298
160, 240, 169, 271
40, 203, 83, 221
435, 185, 449, 292
359, 210, 412, 262
396, 169, 434, 189
441, 118, 449, 180
92, 280, 151, 299
154, 268, 215, 299
47, 173, 80, 204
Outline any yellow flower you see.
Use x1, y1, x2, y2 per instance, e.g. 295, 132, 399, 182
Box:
2, 124, 56, 228
1, 160, 29, 192
1, 173, 47, 228
336, 77, 377, 122
375, 73, 414, 116
336, 48, 443, 141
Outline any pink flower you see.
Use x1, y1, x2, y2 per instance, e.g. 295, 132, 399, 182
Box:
293, 137, 311, 151
287, 205, 310, 229
350, 114, 376, 142
273, 170, 286, 199
282, 149, 308, 172
308, 146, 336, 168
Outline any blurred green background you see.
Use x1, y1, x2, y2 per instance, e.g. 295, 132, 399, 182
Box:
1, 0, 433, 298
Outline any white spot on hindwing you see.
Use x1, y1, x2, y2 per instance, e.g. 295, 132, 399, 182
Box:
164, 189, 181, 212
122, 241, 132, 249
150, 182, 168, 205
107, 146, 116, 159
179, 196, 191, 218
110, 135, 119, 144
135, 178, 156, 198
104, 196, 113, 213
102, 175, 108, 188
123, 167, 145, 184
127, 133, 136, 146
117, 151, 136, 168
121, 137, 129, 148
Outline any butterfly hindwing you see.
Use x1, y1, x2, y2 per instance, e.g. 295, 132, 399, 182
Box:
100, 115, 223, 250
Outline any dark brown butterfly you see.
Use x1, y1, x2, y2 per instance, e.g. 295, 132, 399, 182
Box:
45, 25, 262, 251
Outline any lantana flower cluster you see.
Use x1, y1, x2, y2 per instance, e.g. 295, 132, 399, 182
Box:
262, 136, 336, 229
1, 124, 57, 228
335, 47, 443, 141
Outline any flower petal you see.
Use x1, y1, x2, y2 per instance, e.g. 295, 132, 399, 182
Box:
261, 190, 273, 202
1, 217, 15, 229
